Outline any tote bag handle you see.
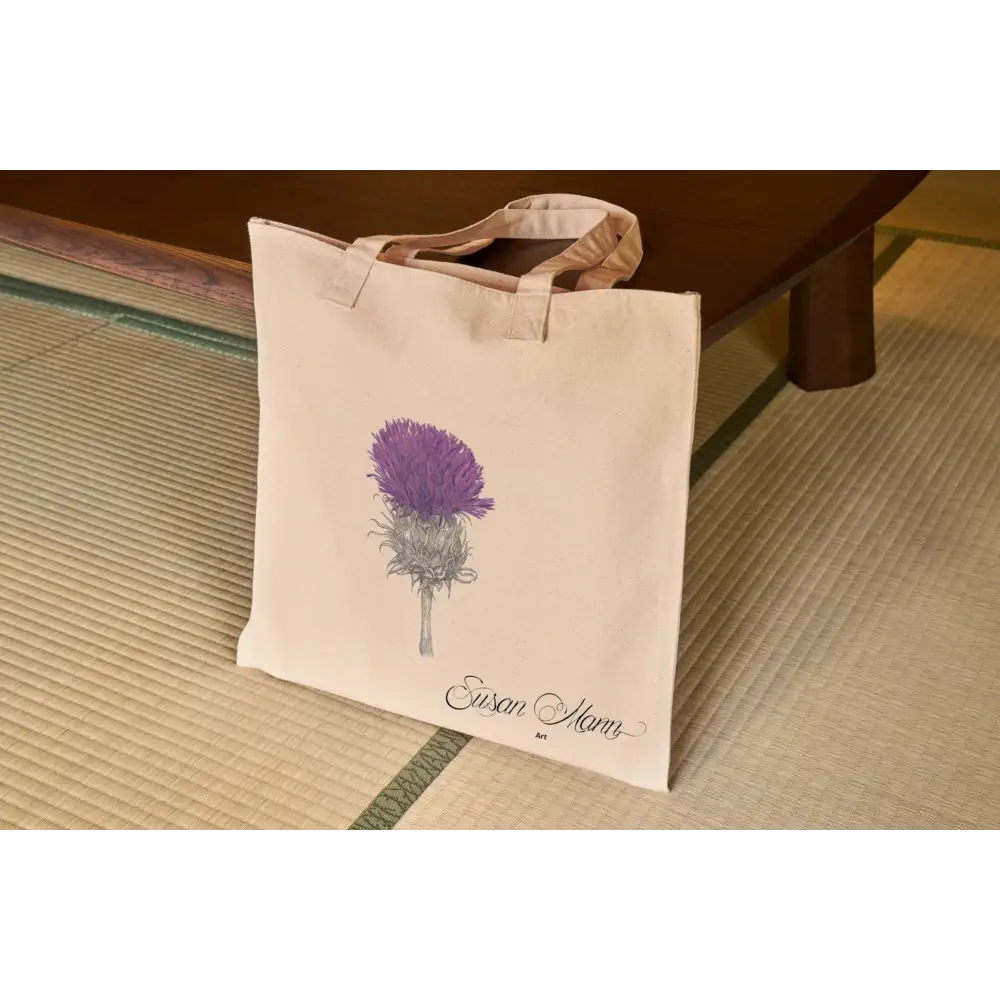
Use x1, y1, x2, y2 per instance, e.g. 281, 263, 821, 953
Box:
324, 193, 642, 341
505, 194, 641, 290
383, 194, 641, 290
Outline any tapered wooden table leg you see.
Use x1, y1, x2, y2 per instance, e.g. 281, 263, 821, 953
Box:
789, 228, 876, 391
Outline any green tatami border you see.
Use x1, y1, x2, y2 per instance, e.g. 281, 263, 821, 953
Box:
0, 272, 257, 361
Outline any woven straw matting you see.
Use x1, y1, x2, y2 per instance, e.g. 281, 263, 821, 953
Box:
1, 237, 997, 828
0, 298, 433, 829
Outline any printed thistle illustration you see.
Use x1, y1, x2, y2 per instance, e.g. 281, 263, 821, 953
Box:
368, 418, 494, 657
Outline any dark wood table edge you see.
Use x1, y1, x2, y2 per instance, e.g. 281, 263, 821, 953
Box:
0, 172, 929, 391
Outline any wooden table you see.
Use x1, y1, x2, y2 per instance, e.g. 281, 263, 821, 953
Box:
0, 171, 927, 390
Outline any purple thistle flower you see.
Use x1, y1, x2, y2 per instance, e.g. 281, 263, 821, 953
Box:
368, 418, 495, 520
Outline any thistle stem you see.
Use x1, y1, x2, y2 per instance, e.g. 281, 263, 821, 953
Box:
419, 586, 434, 657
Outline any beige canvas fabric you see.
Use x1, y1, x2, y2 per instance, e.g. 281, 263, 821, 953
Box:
237, 194, 700, 790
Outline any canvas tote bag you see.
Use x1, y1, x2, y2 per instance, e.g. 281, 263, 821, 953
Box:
237, 193, 700, 791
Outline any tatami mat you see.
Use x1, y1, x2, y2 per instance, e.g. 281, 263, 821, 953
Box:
3, 234, 998, 829
397, 239, 1000, 829
0, 294, 100, 370
0, 315, 433, 829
